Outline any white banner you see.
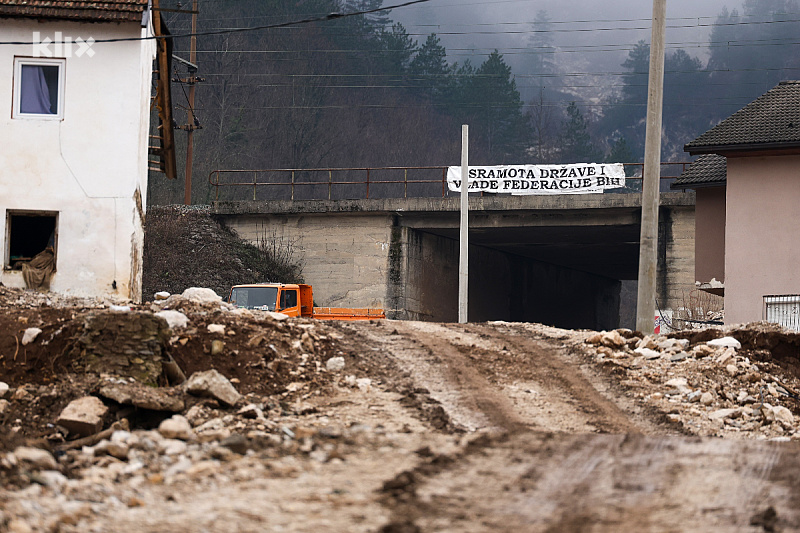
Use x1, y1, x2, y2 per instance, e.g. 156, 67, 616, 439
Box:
447, 163, 626, 195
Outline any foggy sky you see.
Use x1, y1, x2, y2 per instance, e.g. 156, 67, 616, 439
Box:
390, 0, 736, 75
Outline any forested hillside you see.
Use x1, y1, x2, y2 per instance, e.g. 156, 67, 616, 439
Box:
148, 0, 800, 204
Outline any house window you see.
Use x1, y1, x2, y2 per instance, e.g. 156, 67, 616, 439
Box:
4, 211, 58, 270
12, 57, 65, 119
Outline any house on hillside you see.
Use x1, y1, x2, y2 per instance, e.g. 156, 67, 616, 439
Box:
673, 81, 800, 328
0, 0, 163, 302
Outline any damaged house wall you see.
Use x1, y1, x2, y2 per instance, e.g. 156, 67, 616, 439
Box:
0, 18, 155, 302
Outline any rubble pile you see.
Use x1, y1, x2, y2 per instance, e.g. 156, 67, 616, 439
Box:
584, 324, 800, 439
0, 286, 380, 462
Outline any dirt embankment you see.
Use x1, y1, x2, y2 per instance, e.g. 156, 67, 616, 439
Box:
142, 205, 302, 299
2, 286, 800, 532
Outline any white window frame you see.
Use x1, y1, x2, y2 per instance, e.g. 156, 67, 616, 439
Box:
12, 57, 66, 120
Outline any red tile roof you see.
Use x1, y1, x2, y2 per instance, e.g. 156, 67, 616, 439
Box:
0, 1, 148, 23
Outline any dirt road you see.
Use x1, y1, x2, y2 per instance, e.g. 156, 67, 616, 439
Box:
2, 307, 800, 532
340, 320, 800, 532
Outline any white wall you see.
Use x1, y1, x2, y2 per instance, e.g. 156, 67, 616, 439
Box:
0, 19, 155, 301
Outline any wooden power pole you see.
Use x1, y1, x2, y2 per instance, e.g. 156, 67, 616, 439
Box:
184, 0, 198, 205
636, 0, 667, 333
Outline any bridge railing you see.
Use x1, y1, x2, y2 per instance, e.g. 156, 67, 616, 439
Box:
208, 163, 691, 203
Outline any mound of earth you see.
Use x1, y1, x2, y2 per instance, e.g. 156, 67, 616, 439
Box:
142, 205, 302, 300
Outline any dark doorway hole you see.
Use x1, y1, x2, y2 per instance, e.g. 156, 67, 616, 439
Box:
5, 211, 58, 270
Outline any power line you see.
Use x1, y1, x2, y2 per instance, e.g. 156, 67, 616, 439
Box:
0, 0, 431, 46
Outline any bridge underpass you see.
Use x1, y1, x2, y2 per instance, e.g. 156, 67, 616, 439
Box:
214, 193, 695, 331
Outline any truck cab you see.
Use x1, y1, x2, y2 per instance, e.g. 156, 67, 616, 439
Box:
228, 283, 313, 317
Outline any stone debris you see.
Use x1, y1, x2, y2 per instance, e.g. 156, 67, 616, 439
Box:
12, 446, 58, 470
154, 291, 171, 301
180, 287, 222, 303
57, 396, 109, 438
97, 381, 185, 412
21, 327, 42, 345
326, 356, 346, 372
584, 325, 800, 439
708, 336, 742, 350
207, 323, 226, 334
158, 415, 194, 440
0, 381, 9, 398
156, 309, 189, 329
185, 369, 242, 406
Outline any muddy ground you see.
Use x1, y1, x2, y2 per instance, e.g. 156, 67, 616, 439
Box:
2, 286, 800, 532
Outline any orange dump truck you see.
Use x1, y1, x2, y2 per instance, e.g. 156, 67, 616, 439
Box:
227, 283, 385, 320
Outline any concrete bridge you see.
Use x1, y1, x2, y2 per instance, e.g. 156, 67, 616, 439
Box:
212, 191, 695, 331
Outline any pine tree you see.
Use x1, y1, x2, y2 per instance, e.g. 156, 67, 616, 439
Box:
409, 34, 450, 101
469, 51, 529, 162
560, 102, 601, 163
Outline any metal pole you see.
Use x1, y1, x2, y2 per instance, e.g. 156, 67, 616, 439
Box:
458, 125, 469, 324
184, 0, 198, 205
636, 0, 667, 333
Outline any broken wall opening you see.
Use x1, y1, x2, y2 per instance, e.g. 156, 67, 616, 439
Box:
4, 210, 58, 270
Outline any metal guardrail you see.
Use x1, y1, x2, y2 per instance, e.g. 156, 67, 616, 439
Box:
208, 162, 692, 202
764, 294, 800, 331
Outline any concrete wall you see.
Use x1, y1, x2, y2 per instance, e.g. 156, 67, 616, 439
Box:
725, 155, 800, 324
0, 19, 155, 301
694, 187, 726, 283
657, 204, 696, 315
223, 214, 392, 309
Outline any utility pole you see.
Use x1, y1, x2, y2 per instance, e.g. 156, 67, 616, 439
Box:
459, 125, 469, 324
174, 0, 203, 205
184, 0, 198, 205
636, 0, 667, 333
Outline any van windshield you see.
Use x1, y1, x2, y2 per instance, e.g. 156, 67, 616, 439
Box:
230, 286, 278, 310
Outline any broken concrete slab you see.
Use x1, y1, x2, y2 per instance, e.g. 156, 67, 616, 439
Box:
57, 396, 108, 438
97, 382, 185, 412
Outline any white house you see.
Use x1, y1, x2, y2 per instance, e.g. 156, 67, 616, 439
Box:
0, 0, 157, 301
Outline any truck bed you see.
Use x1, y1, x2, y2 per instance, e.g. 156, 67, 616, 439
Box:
312, 307, 385, 320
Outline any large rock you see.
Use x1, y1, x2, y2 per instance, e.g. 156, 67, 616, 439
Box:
600, 331, 626, 348
708, 336, 742, 350
0, 381, 8, 399
634, 347, 661, 360
709, 408, 740, 420
57, 396, 108, 437
181, 287, 222, 303
158, 415, 194, 440
185, 369, 242, 406
155, 310, 189, 329
21, 328, 42, 345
